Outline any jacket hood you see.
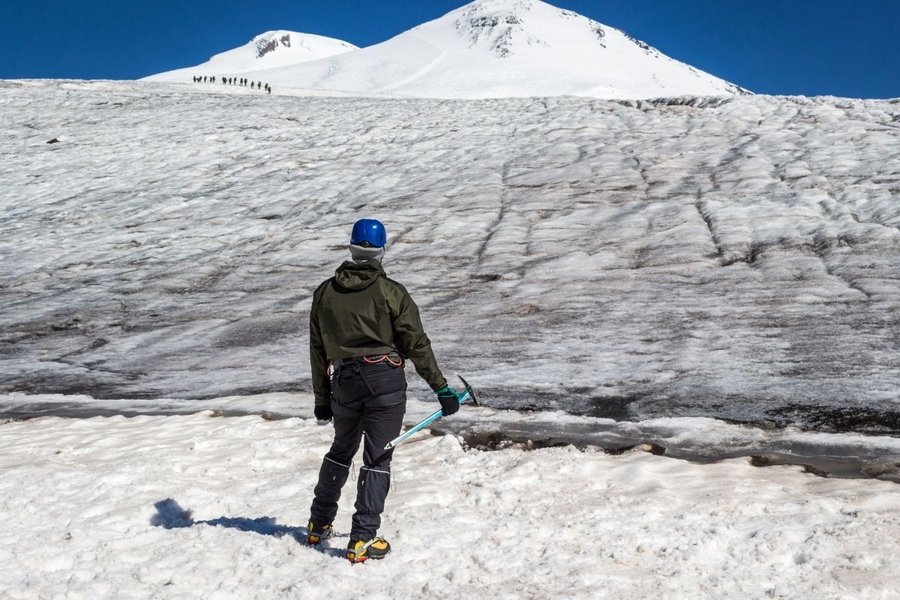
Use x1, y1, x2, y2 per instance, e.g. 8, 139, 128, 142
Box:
334, 259, 384, 291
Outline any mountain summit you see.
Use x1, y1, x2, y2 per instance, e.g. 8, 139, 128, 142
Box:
147, 0, 747, 99
144, 31, 357, 81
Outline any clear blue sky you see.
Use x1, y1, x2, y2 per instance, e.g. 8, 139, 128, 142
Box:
2, 0, 898, 98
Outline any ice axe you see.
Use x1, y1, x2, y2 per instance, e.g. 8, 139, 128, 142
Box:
384, 374, 478, 450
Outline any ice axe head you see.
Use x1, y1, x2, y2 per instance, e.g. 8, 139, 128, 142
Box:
457, 374, 479, 406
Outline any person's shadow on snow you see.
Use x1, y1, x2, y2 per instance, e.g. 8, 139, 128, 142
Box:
151, 498, 347, 558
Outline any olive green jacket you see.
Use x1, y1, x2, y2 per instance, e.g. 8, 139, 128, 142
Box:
309, 259, 448, 406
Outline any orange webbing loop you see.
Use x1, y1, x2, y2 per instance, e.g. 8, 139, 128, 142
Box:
362, 354, 403, 367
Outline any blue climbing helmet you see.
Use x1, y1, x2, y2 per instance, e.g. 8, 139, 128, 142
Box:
350, 219, 387, 248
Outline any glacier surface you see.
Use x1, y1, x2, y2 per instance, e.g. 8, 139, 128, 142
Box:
1, 80, 899, 434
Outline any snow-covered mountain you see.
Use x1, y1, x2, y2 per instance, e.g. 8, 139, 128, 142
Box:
144, 30, 358, 81
145, 0, 747, 99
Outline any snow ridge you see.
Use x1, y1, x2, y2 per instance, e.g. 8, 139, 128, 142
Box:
143, 30, 358, 82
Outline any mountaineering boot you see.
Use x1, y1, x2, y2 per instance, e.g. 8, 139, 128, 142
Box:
346, 537, 391, 563
306, 521, 334, 546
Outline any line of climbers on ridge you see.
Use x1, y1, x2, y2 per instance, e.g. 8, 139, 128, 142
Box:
191, 76, 272, 94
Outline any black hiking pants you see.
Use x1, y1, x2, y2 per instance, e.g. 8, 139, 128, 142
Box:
309, 358, 406, 542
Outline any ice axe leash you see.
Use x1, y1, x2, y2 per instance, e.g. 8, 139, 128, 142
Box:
384, 374, 478, 450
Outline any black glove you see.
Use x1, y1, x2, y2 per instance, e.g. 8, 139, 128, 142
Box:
436, 386, 461, 416
314, 403, 333, 422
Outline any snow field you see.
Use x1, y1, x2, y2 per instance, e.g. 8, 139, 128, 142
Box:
1, 412, 899, 599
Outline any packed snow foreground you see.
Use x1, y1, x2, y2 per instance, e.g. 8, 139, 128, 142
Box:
2, 410, 900, 598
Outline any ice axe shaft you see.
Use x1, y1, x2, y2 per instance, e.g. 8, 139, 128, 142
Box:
384, 374, 477, 450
